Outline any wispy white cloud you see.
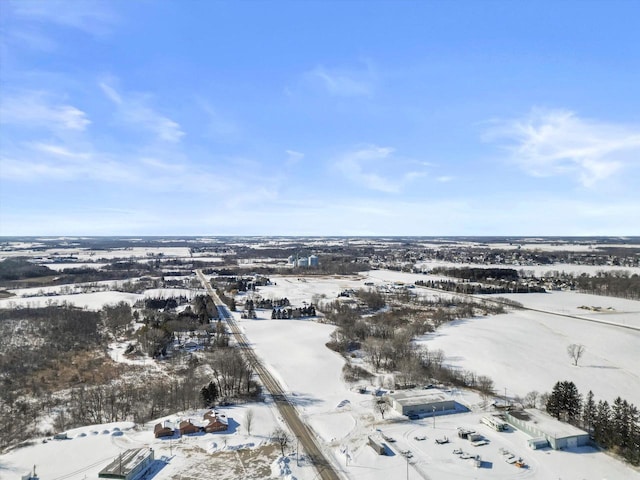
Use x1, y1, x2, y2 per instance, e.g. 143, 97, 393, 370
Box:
306, 64, 374, 97
31, 142, 91, 160
140, 157, 186, 172
0, 152, 128, 183
2, 141, 279, 212
0, 91, 90, 131
196, 100, 240, 141
335, 145, 429, 193
285, 149, 304, 165
484, 108, 640, 187
99, 82, 122, 105
1, 0, 118, 58
100, 81, 185, 143
4, 28, 57, 52
10, 0, 118, 36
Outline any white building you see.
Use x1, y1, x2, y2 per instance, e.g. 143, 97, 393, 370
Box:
287, 254, 319, 268
387, 389, 457, 416
504, 409, 589, 450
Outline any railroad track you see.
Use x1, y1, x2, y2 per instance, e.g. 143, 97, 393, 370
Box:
196, 270, 342, 480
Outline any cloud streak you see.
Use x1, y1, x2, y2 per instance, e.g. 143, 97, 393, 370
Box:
285, 149, 304, 165
99, 82, 185, 143
335, 145, 429, 193
306, 64, 374, 97
0, 91, 90, 131
10, 0, 118, 36
485, 108, 640, 187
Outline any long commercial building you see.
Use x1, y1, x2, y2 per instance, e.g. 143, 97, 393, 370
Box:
387, 389, 457, 416
504, 409, 590, 450
98, 448, 154, 480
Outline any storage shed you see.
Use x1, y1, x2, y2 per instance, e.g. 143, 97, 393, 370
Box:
368, 435, 386, 455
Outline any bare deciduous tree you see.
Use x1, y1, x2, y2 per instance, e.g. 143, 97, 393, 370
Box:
373, 397, 389, 419
524, 390, 539, 408
245, 408, 254, 435
567, 344, 585, 366
271, 427, 291, 457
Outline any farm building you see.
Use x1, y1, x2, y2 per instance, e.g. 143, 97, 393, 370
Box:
153, 421, 175, 438
203, 411, 228, 433
98, 448, 154, 480
178, 420, 200, 435
504, 409, 590, 450
387, 389, 457, 416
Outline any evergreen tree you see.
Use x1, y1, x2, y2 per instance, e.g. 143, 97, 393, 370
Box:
594, 400, 612, 447
546, 381, 563, 419
626, 404, 640, 465
582, 390, 596, 434
563, 381, 582, 424
200, 381, 218, 407
546, 380, 581, 423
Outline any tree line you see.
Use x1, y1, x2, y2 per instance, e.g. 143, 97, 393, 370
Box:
546, 380, 639, 465
431, 267, 520, 281
321, 292, 499, 397
573, 272, 640, 301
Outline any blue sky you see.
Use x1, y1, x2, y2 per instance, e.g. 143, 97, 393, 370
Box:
1, 0, 639, 236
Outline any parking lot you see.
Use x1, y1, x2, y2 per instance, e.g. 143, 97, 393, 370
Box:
349, 410, 637, 480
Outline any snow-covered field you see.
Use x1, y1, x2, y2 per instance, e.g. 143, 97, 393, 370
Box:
421, 310, 640, 406
0, 286, 202, 311
42, 262, 109, 271
494, 291, 640, 328
416, 260, 640, 277
2, 270, 639, 480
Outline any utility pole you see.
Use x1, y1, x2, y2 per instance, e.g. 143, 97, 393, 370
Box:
406, 454, 409, 480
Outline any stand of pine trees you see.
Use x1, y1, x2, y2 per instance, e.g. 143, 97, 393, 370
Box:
546, 381, 639, 465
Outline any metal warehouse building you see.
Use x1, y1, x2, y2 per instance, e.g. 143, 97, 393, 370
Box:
387, 389, 457, 416
504, 409, 590, 450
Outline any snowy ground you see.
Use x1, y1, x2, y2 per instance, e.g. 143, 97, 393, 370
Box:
420, 310, 640, 406
235, 275, 640, 479
493, 291, 640, 329
416, 260, 640, 277
2, 270, 639, 480
0, 404, 286, 480
0, 287, 202, 311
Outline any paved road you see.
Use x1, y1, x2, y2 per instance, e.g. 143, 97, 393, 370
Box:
196, 270, 342, 480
